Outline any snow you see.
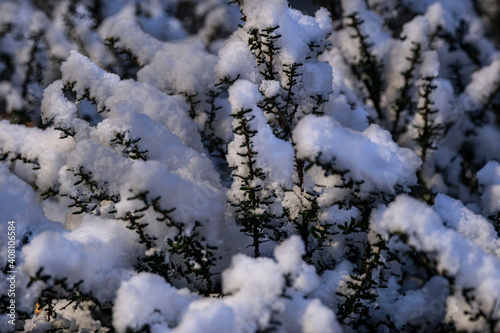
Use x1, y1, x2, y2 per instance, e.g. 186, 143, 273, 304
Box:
113, 273, 196, 333
58, 139, 131, 199
227, 79, 263, 111
420, 50, 440, 77
22, 215, 140, 301
173, 300, 236, 333
227, 80, 295, 188
433, 194, 500, 257
323, 95, 369, 132
478, 161, 500, 216
277, 8, 327, 64
293, 115, 421, 195
425, 2, 452, 32
300, 62, 333, 99
372, 195, 500, 330
314, 8, 333, 35
0, 163, 61, 244
313, 260, 353, 310
0, 120, 73, 165
220, 236, 340, 332
115, 160, 225, 236
110, 237, 340, 333
99, 13, 164, 65
462, 54, 500, 110
217, 0, 333, 109
137, 40, 218, 95
24, 299, 105, 332
2, 0, 500, 331
402, 16, 431, 48
259, 80, 281, 98
216, 34, 263, 84
274, 235, 320, 293
379, 276, 449, 329
240, 0, 288, 29
302, 299, 342, 333
41, 80, 92, 142
60, 51, 203, 152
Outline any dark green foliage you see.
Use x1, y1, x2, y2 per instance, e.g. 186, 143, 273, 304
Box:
448, 61, 466, 94
434, 19, 482, 67
0, 151, 41, 170
63, 1, 90, 52
228, 0, 246, 25
27, 267, 113, 328
124, 190, 217, 293
346, 12, 385, 120
181, 92, 201, 119
488, 213, 500, 238
68, 195, 97, 215
413, 76, 443, 162
63, 80, 108, 114
202, 89, 226, 158
294, 189, 334, 258
309, 94, 328, 116
111, 131, 149, 161
280, 62, 303, 138
104, 37, 142, 79
259, 61, 304, 140
377, 0, 417, 38
230, 108, 275, 257
248, 26, 281, 80
120, 191, 157, 250
6, 29, 46, 125
391, 41, 422, 139
66, 166, 119, 214
336, 237, 389, 329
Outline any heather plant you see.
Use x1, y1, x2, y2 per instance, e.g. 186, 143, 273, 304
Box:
1, 0, 500, 332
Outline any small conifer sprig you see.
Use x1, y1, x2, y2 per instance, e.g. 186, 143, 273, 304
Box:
63, 2, 89, 53
27, 267, 111, 327
124, 190, 217, 292
104, 36, 142, 79
346, 12, 385, 120
291, 189, 328, 257
391, 42, 422, 139
0, 151, 41, 171
248, 26, 281, 80
488, 213, 500, 238
12, 30, 45, 125
336, 237, 389, 329
230, 108, 277, 257
66, 166, 120, 215
413, 76, 443, 163
280, 62, 303, 137
181, 92, 201, 119
111, 131, 148, 161
202, 89, 226, 158
309, 94, 328, 116
434, 19, 482, 67
62, 81, 108, 115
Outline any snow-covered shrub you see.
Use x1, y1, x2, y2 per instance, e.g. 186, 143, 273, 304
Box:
1, 0, 500, 332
